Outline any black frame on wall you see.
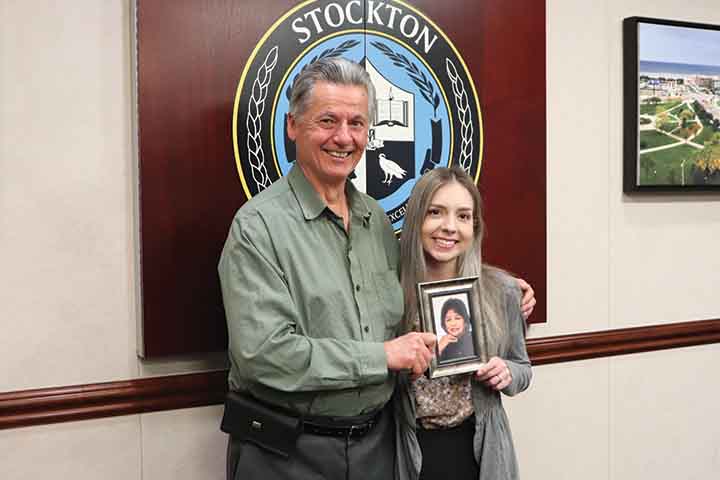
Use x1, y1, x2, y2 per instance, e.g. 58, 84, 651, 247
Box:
623, 16, 720, 193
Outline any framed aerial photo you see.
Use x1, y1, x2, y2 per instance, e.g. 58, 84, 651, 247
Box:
416, 276, 488, 378
624, 17, 720, 192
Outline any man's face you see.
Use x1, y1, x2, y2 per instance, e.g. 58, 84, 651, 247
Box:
287, 81, 369, 187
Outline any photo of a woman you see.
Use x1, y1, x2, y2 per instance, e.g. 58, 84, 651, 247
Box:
436, 297, 476, 363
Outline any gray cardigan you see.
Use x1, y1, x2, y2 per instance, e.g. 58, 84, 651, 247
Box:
393, 273, 533, 480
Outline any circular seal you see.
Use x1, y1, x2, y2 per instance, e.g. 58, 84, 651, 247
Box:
233, 0, 482, 230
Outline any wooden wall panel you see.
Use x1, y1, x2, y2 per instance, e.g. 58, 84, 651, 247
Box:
136, 0, 546, 357
410, 0, 547, 320
136, 1, 293, 355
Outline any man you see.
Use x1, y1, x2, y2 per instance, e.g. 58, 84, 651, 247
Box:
219, 57, 437, 480
219, 57, 535, 479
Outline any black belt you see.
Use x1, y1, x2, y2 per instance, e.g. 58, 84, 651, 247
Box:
301, 410, 382, 438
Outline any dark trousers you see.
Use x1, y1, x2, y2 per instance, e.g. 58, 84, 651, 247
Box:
417, 416, 478, 480
226, 407, 395, 480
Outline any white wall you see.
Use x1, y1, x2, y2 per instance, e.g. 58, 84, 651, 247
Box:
1, 0, 718, 479
0, 2, 227, 479
1, 0, 138, 392
534, 0, 720, 341
508, 1, 720, 478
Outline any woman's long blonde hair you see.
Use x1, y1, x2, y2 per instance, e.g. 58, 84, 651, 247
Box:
399, 167, 507, 352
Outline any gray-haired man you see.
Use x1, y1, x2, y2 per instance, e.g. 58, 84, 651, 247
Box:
219, 57, 436, 479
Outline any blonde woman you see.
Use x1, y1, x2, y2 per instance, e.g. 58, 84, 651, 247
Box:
395, 167, 532, 480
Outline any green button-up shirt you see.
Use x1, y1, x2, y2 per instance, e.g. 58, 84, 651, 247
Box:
218, 165, 404, 416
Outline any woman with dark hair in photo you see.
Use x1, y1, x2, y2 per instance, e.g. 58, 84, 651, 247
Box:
437, 297, 475, 362
394, 166, 532, 480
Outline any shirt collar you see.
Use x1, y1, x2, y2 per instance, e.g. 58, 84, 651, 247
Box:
288, 164, 373, 226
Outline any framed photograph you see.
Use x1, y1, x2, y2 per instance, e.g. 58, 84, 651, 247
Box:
416, 276, 488, 379
623, 17, 720, 192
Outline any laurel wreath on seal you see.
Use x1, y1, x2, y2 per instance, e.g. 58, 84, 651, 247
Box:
285, 40, 362, 100
246, 46, 279, 189
445, 59, 474, 172
371, 41, 441, 115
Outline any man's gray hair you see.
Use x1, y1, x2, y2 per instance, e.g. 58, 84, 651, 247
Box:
289, 57, 376, 121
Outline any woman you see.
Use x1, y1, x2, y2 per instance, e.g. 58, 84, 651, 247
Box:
437, 298, 475, 362
395, 167, 532, 480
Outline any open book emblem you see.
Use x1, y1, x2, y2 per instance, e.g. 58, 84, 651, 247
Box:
375, 87, 409, 128
354, 59, 416, 199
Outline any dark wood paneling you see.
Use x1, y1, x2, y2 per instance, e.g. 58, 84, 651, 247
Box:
137, 0, 295, 356
407, 0, 547, 323
3, 319, 719, 430
137, 0, 547, 358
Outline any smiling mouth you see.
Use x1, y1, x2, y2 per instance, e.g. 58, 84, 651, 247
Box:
325, 150, 351, 159
433, 238, 458, 249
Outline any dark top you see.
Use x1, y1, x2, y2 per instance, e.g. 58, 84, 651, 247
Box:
439, 332, 475, 363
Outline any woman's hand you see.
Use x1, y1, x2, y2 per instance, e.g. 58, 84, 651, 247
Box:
437, 334, 458, 355
475, 356, 512, 391
515, 277, 536, 319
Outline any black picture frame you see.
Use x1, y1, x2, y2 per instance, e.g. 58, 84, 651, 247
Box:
416, 276, 488, 378
623, 16, 720, 193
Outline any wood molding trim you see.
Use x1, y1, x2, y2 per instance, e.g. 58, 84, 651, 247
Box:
526, 318, 720, 365
0, 370, 228, 430
2, 319, 719, 430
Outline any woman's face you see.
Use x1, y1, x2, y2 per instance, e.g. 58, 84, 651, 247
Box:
421, 182, 475, 271
444, 308, 466, 337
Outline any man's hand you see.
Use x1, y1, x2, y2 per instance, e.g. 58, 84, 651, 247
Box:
384, 332, 436, 378
515, 277, 536, 319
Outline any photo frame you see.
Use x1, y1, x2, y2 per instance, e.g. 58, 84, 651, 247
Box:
416, 276, 488, 379
623, 17, 720, 192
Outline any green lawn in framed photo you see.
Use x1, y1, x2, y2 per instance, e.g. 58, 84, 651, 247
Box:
624, 17, 720, 192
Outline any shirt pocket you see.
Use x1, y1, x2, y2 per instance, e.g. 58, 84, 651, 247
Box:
372, 269, 404, 339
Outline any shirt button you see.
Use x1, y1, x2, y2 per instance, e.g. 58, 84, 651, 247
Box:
364, 326, 370, 333
356, 284, 361, 292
